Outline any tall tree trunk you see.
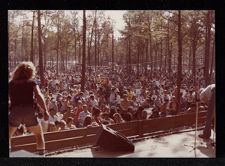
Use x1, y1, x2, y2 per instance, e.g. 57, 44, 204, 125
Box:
30, 11, 35, 63
128, 36, 132, 74
74, 29, 77, 64
56, 23, 60, 76
166, 19, 170, 75
78, 34, 81, 64
204, 11, 212, 86
21, 24, 24, 61
176, 10, 182, 114
88, 11, 96, 75
37, 10, 44, 87
43, 39, 46, 70
160, 38, 163, 73
191, 19, 198, 80
145, 39, 148, 75
65, 47, 68, 71
164, 46, 167, 74
210, 39, 215, 83
14, 38, 17, 67
188, 44, 192, 72
81, 10, 86, 92
168, 43, 172, 75
137, 40, 140, 76
94, 18, 97, 70
97, 28, 100, 67
149, 32, 152, 78
112, 30, 114, 72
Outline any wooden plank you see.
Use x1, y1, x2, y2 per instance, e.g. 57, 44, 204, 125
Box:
12, 126, 100, 146
142, 112, 206, 134
12, 134, 98, 153
109, 121, 138, 131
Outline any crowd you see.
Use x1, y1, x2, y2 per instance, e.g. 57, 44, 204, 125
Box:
9, 65, 214, 137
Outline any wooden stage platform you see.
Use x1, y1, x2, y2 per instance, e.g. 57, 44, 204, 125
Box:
49, 129, 215, 158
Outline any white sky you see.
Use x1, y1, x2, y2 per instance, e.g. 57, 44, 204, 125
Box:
69, 10, 126, 39
9, 10, 127, 39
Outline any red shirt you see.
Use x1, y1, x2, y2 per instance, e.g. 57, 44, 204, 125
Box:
73, 107, 83, 122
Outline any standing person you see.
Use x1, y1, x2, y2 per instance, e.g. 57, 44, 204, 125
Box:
9, 62, 49, 155
198, 84, 215, 139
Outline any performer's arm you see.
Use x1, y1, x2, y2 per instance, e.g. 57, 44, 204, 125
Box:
34, 85, 49, 120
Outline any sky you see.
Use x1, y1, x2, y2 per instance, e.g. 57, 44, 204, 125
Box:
9, 10, 127, 39
68, 10, 126, 39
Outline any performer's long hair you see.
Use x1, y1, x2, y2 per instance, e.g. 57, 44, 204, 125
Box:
11, 62, 36, 81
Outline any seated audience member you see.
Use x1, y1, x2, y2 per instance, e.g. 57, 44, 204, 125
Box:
83, 116, 92, 127
133, 106, 145, 120
119, 94, 133, 121
73, 100, 84, 127
48, 108, 58, 123
66, 117, 76, 129
100, 112, 115, 125
55, 120, 67, 131
109, 106, 118, 119
78, 104, 91, 127
88, 95, 99, 110
92, 107, 102, 125
149, 108, 160, 119
168, 96, 177, 115
48, 122, 57, 132
83, 115, 99, 127
109, 87, 121, 106
113, 113, 125, 123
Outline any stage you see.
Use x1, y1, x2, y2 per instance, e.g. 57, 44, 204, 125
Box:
49, 129, 215, 158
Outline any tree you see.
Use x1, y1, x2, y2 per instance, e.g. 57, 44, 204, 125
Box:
37, 10, 44, 87
176, 10, 182, 114
81, 10, 86, 92
30, 10, 35, 63
204, 10, 212, 86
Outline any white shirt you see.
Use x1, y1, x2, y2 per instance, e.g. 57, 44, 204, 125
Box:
200, 84, 215, 103
78, 111, 91, 126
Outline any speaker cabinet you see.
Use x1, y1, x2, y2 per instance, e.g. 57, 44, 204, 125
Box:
95, 125, 135, 152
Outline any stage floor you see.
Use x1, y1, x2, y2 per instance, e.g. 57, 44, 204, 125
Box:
49, 129, 215, 158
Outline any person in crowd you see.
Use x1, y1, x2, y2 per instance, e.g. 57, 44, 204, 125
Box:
88, 94, 99, 110
66, 117, 76, 129
78, 104, 91, 127
73, 100, 84, 127
109, 87, 121, 107
100, 112, 115, 125
119, 94, 134, 121
113, 113, 125, 123
9, 62, 49, 155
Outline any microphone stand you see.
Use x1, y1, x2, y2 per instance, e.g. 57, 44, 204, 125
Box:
184, 73, 200, 157
194, 76, 200, 155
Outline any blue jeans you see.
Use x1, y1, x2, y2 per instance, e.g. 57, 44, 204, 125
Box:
203, 87, 215, 137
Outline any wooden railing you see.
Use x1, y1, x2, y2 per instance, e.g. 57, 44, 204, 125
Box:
11, 111, 207, 153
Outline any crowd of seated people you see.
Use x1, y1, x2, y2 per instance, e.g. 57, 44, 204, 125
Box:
10, 65, 213, 136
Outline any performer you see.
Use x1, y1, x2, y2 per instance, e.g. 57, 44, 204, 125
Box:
9, 62, 49, 155
198, 84, 215, 139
